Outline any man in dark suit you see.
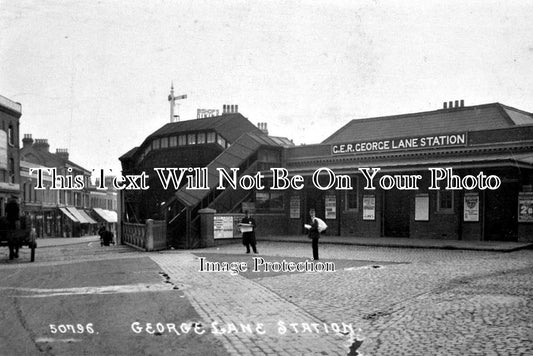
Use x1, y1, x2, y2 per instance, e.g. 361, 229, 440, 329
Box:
241, 211, 258, 254
307, 209, 320, 260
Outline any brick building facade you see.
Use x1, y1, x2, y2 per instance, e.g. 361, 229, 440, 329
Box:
0, 94, 21, 214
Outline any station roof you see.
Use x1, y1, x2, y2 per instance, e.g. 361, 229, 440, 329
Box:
147, 113, 262, 142
322, 103, 533, 144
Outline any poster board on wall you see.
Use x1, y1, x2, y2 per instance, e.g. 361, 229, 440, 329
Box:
415, 194, 429, 221
214, 215, 235, 239
290, 195, 300, 219
362, 195, 375, 220
325, 194, 336, 219
518, 192, 533, 222
464, 192, 480, 222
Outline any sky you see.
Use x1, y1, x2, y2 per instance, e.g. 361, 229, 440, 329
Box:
1, 0, 532, 175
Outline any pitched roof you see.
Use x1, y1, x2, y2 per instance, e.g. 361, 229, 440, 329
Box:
322, 103, 533, 144
119, 146, 139, 161
20, 147, 90, 173
146, 113, 262, 143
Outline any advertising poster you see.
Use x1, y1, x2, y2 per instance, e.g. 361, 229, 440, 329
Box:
325, 194, 336, 219
1, 2, 532, 356
518, 193, 533, 222
464, 192, 480, 222
362, 195, 375, 220
214, 215, 235, 239
289, 195, 300, 219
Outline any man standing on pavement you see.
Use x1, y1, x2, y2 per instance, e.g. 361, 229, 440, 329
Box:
241, 211, 258, 254
307, 209, 320, 260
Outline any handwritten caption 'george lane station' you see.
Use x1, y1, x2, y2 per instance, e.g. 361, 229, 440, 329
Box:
29, 166, 501, 192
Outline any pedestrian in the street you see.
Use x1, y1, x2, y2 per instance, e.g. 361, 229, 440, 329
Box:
306, 209, 320, 260
6, 196, 20, 230
98, 224, 106, 246
241, 211, 258, 254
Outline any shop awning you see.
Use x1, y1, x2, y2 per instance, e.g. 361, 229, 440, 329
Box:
66, 207, 91, 224
78, 209, 97, 224
59, 207, 79, 223
93, 208, 118, 223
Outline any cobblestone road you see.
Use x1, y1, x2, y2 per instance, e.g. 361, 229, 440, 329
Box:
152, 242, 533, 356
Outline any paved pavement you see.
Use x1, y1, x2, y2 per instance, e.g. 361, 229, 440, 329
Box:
257, 234, 533, 252
151, 241, 533, 355
35, 235, 101, 247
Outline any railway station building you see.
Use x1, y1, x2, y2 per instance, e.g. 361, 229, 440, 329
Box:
120, 101, 533, 248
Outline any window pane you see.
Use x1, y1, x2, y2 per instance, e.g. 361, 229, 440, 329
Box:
197, 132, 206, 144
207, 132, 216, 143
169, 136, 177, 147
188, 133, 196, 145
439, 191, 453, 210
178, 135, 186, 145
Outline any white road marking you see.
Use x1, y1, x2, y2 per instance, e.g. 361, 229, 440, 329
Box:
2, 283, 178, 297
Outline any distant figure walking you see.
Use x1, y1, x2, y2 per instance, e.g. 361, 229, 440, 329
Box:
98, 224, 114, 246
241, 211, 258, 254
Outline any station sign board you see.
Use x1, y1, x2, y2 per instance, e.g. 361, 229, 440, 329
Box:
331, 132, 467, 155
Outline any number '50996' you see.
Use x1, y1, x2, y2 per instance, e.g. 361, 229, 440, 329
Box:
50, 323, 95, 334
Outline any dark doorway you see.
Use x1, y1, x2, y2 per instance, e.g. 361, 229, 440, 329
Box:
485, 182, 518, 241
384, 190, 410, 237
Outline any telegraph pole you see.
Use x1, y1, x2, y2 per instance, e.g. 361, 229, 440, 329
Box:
168, 82, 187, 122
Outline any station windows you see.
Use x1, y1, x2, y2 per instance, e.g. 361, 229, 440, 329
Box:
437, 190, 454, 212
207, 132, 216, 143
197, 132, 206, 144
152, 139, 160, 150
169, 136, 177, 147
343, 177, 358, 211
187, 133, 196, 145
161, 137, 168, 149
178, 135, 186, 146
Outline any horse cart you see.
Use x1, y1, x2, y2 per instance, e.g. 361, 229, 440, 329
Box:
0, 217, 36, 262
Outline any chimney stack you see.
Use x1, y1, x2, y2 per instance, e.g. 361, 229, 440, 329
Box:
55, 148, 69, 161
22, 133, 34, 148
33, 138, 49, 152
443, 99, 465, 109
222, 104, 239, 114
257, 122, 269, 135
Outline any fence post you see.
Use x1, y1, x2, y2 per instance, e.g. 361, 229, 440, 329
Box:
146, 219, 154, 251
199, 208, 216, 247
